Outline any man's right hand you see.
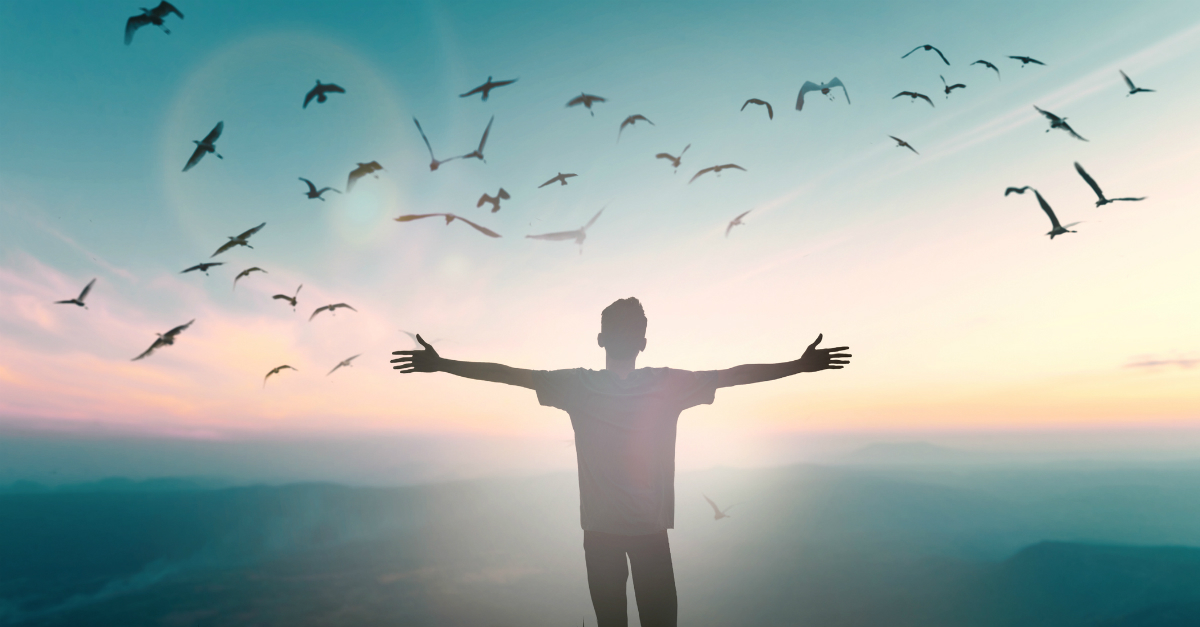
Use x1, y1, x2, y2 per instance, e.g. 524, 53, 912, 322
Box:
391, 334, 443, 373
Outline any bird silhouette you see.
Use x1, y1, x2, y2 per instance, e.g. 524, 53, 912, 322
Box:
263, 365, 297, 387
1120, 70, 1154, 96
460, 76, 517, 101
940, 75, 966, 97
132, 319, 194, 361
656, 144, 690, 171
412, 118, 459, 172
181, 262, 223, 276
971, 59, 1001, 79
1074, 162, 1145, 207
477, 188, 510, 213
689, 163, 746, 184
889, 136, 919, 154
617, 115, 654, 142
703, 494, 736, 520
303, 80, 345, 108
566, 93, 606, 115
347, 161, 384, 193
310, 303, 358, 321
741, 98, 773, 119
902, 44, 950, 65
1034, 106, 1087, 141
233, 267, 266, 290
1006, 187, 1079, 239
54, 278, 95, 308
272, 284, 302, 310
327, 354, 361, 376
796, 78, 850, 110
211, 222, 265, 258
893, 91, 935, 107
457, 116, 493, 162
1009, 55, 1045, 66
726, 210, 751, 237
299, 177, 340, 200
183, 121, 223, 172
526, 208, 604, 253
124, 1, 183, 45
539, 172, 578, 188
394, 213, 501, 238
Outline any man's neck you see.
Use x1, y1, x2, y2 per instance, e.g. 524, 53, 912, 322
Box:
605, 355, 638, 380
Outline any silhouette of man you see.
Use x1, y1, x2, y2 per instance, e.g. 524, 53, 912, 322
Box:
391, 297, 851, 627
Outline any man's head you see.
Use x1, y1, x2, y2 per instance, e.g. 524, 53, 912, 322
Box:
598, 297, 647, 360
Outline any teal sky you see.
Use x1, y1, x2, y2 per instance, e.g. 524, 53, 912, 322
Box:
1, 1, 1198, 480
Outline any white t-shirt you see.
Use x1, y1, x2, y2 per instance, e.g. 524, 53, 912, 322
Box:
532, 367, 719, 536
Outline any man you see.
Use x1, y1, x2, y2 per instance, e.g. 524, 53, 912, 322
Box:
391, 297, 851, 626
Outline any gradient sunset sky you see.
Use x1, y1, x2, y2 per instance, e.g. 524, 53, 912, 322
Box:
1, 1, 1197, 478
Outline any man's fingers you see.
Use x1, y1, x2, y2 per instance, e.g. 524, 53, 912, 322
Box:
392, 350, 415, 356
389, 357, 413, 364
822, 346, 850, 353
416, 334, 432, 349
808, 333, 823, 349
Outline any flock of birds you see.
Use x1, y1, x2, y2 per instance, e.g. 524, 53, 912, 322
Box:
55, 4, 1155, 392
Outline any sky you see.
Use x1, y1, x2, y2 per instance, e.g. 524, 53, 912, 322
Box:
1, 0, 1198, 482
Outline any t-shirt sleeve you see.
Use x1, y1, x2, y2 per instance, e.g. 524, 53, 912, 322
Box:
662, 369, 720, 410
531, 368, 584, 412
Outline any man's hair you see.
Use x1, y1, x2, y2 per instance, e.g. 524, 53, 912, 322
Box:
600, 297, 647, 359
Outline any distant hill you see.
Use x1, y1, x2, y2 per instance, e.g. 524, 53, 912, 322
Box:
839, 441, 979, 465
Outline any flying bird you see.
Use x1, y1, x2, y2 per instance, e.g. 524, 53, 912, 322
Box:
477, 188, 510, 213
124, 1, 183, 45
893, 91, 934, 107
1009, 55, 1045, 66
526, 208, 604, 253
309, 303, 358, 322
412, 118, 458, 172
971, 59, 1000, 79
796, 78, 850, 111
726, 210, 751, 238
566, 93, 606, 115
457, 116, 493, 162
233, 267, 266, 290
656, 144, 690, 171
459, 76, 517, 101
1119, 70, 1154, 96
183, 121, 223, 172
538, 172, 577, 188
1034, 106, 1087, 141
272, 284, 302, 309
327, 354, 361, 376
211, 222, 265, 258
940, 75, 966, 97
181, 262, 223, 275
299, 177, 340, 200
617, 115, 654, 142
303, 80, 345, 108
54, 278, 96, 308
889, 136, 918, 154
703, 494, 735, 520
902, 44, 950, 65
132, 319, 194, 361
394, 213, 501, 238
347, 161, 383, 193
1006, 187, 1079, 239
689, 163, 746, 184
741, 98, 773, 119
263, 365, 297, 387
1074, 162, 1145, 207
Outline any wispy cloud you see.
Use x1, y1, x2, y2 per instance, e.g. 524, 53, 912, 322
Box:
1125, 358, 1198, 370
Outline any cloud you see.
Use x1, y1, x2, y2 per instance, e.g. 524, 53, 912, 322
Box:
1125, 358, 1198, 370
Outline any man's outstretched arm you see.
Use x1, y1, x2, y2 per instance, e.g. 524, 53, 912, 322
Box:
714, 334, 851, 389
391, 335, 536, 389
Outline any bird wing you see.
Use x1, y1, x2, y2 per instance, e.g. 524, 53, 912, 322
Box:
538, 175, 561, 188
413, 118, 437, 159
655, 153, 675, 161
182, 144, 207, 172
1073, 162, 1106, 201
334, 303, 358, 312
582, 208, 605, 231
124, 14, 152, 45
237, 222, 266, 240
327, 362, 344, 376
1004, 186, 1033, 196
154, 1, 183, 19
526, 230, 582, 241
394, 213, 446, 223
451, 215, 502, 238
498, 188, 510, 200
164, 319, 194, 340
796, 81, 820, 111
827, 77, 850, 104
1033, 105, 1058, 121
211, 239, 237, 257
271, 294, 291, 301
588, 94, 606, 103
477, 116, 494, 152
319, 187, 339, 194
917, 93, 934, 107
477, 194, 491, 208
893, 92, 911, 99
1034, 191, 1064, 230
950, 83, 966, 89
347, 167, 365, 191
932, 46, 950, 65
703, 494, 722, 516
1028, 57, 1045, 65
689, 166, 716, 183
303, 86, 318, 108
459, 84, 485, 98
566, 94, 586, 107
78, 278, 96, 301
493, 78, 516, 88
765, 101, 773, 119
309, 305, 330, 321
901, 46, 923, 59
1120, 70, 1135, 90
132, 339, 160, 361
202, 122, 223, 144
299, 177, 317, 193
722, 164, 747, 172
1061, 122, 1088, 142
735, 209, 752, 221
181, 264, 200, 273
1111, 197, 1146, 202
680, 144, 690, 157
324, 83, 345, 94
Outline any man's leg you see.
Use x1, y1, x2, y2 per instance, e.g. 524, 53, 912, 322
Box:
584, 531, 631, 627
627, 531, 678, 627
